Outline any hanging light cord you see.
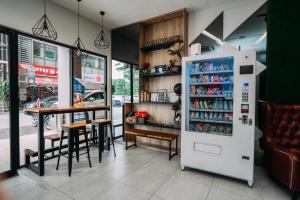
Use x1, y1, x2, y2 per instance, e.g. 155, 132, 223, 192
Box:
101, 13, 103, 32
77, 0, 80, 39
44, 0, 46, 15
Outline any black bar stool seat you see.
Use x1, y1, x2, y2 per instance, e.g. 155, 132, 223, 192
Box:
91, 119, 116, 162
56, 120, 92, 176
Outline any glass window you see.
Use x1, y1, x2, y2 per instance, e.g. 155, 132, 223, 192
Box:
18, 35, 70, 165
73, 53, 106, 121
112, 60, 139, 138
33, 41, 43, 57
133, 65, 139, 103
0, 32, 10, 173
33, 41, 57, 67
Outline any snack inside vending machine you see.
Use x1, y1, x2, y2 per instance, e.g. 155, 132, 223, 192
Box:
181, 49, 260, 186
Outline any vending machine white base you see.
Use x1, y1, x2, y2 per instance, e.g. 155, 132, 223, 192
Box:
181, 49, 259, 186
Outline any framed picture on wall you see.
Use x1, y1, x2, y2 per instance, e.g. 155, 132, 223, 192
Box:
157, 89, 167, 102
151, 92, 158, 102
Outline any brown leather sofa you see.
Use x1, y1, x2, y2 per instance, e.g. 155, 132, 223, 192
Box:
262, 103, 300, 199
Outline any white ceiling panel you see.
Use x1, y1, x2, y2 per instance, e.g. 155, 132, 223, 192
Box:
50, 0, 248, 29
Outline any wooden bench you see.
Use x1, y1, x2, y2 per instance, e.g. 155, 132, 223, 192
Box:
125, 128, 178, 160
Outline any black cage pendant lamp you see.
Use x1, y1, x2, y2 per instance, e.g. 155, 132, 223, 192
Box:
32, 0, 58, 40
94, 11, 110, 49
73, 0, 86, 57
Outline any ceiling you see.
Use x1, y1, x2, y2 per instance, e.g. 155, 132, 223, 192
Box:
51, 0, 247, 29
191, 2, 267, 54
225, 2, 267, 52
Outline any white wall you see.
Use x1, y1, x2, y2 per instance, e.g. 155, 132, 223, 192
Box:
188, 0, 266, 54
0, 0, 112, 109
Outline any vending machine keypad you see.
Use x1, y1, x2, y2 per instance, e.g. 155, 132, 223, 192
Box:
242, 92, 248, 102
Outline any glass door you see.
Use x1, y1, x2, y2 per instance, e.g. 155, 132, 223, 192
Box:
112, 60, 131, 139
186, 57, 234, 136
0, 29, 19, 175
72, 52, 106, 121
0, 31, 10, 173
18, 35, 71, 165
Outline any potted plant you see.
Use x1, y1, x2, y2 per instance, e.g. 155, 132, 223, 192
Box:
0, 81, 9, 112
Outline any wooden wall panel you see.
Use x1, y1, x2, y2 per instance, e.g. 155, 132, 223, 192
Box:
126, 9, 188, 150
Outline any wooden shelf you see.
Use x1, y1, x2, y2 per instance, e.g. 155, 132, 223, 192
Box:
142, 71, 181, 77
138, 101, 174, 105
140, 40, 183, 52
127, 122, 180, 129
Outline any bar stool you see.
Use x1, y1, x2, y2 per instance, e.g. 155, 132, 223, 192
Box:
56, 120, 92, 176
91, 119, 116, 162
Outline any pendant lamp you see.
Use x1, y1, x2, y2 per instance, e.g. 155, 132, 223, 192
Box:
73, 0, 86, 57
32, 0, 58, 40
94, 11, 110, 49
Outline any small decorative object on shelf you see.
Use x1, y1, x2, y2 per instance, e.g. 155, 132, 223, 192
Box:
125, 112, 137, 124
141, 35, 182, 52
167, 41, 184, 60
150, 92, 158, 102
135, 111, 149, 124
167, 92, 179, 103
139, 90, 151, 102
155, 65, 167, 74
142, 62, 150, 74
172, 83, 182, 128
157, 89, 168, 102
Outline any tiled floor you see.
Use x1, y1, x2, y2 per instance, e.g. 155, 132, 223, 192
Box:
0, 141, 294, 200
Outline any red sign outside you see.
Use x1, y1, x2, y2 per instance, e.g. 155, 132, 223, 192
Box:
18, 63, 58, 77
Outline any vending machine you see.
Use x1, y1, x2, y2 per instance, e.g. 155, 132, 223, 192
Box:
181, 49, 259, 186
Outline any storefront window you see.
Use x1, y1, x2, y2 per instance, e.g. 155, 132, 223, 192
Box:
0, 32, 10, 172
33, 41, 57, 67
18, 35, 70, 165
73, 53, 106, 121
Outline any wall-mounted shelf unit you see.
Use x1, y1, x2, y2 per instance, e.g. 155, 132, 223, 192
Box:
138, 101, 174, 105
142, 71, 181, 78
124, 9, 188, 149
126, 122, 181, 130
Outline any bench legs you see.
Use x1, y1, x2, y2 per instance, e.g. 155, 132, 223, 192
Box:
125, 135, 137, 150
125, 134, 178, 160
169, 138, 178, 160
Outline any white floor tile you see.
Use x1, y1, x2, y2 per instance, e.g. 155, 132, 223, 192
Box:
120, 167, 171, 194
0, 143, 294, 200
173, 167, 214, 186
207, 187, 259, 200
212, 176, 263, 200
155, 176, 210, 200
59, 173, 115, 200
90, 182, 151, 200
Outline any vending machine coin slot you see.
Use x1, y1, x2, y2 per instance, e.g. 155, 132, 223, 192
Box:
249, 119, 253, 126
242, 156, 250, 160
241, 104, 249, 113
241, 115, 248, 124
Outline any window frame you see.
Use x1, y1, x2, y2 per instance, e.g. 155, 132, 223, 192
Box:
0, 25, 108, 178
